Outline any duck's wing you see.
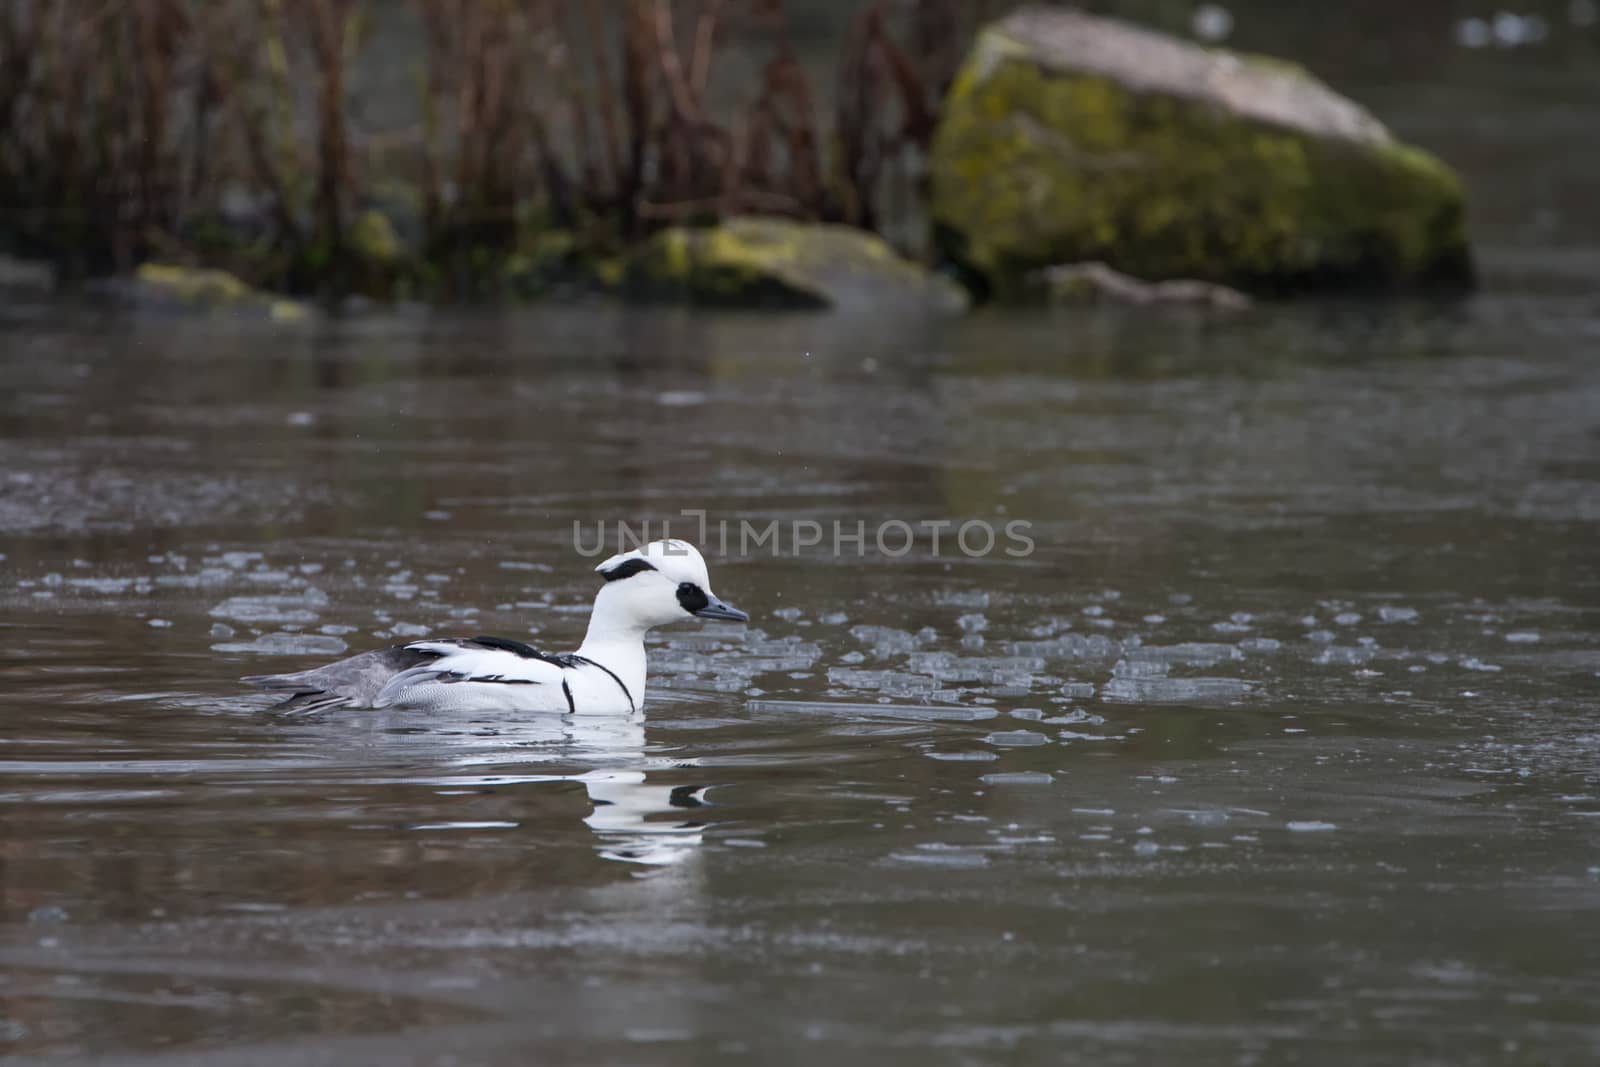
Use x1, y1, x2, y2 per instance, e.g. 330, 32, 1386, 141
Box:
372, 637, 573, 710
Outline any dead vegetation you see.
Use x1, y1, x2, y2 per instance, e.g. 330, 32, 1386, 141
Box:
0, 0, 990, 296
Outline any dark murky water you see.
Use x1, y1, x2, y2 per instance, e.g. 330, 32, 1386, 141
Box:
4, 34, 1600, 1067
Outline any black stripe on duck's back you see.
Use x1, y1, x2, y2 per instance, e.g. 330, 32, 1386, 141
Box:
460, 635, 583, 668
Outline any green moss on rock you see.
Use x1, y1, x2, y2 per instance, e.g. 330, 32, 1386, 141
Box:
629, 216, 968, 313
930, 8, 1474, 296
350, 210, 403, 265
133, 263, 308, 321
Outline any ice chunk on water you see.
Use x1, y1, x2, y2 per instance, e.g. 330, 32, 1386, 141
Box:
1100, 677, 1253, 704
1142, 643, 1241, 667
827, 668, 939, 692
1286, 820, 1337, 832
957, 613, 988, 633
907, 651, 954, 672
1377, 606, 1419, 623
1238, 637, 1280, 653
849, 625, 923, 655
1112, 658, 1169, 679
1504, 631, 1541, 644
999, 634, 1120, 660
1043, 708, 1104, 726
747, 700, 996, 722
1060, 682, 1096, 699
926, 751, 1000, 762
209, 594, 323, 624
1313, 645, 1374, 666
983, 730, 1050, 747
980, 772, 1054, 785
212, 633, 348, 656
889, 848, 990, 869
1460, 657, 1503, 673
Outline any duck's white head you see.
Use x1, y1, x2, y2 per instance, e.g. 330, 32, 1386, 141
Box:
590, 539, 748, 632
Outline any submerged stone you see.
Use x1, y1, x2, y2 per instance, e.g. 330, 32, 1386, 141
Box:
930, 7, 1474, 296
628, 216, 969, 313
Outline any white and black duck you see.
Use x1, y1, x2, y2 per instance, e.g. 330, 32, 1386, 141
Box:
242, 539, 746, 714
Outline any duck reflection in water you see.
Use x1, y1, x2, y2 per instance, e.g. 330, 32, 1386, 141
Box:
357, 703, 717, 870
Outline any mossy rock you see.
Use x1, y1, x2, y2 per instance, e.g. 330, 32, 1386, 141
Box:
930, 7, 1474, 296
628, 217, 969, 313
132, 263, 308, 321
350, 210, 403, 265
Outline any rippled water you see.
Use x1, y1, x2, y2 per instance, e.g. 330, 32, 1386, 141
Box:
5, 47, 1600, 1067
3, 288, 1597, 1064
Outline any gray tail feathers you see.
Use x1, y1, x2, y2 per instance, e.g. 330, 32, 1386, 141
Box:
240, 646, 432, 712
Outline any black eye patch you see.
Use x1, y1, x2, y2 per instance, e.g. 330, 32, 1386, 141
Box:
601, 558, 658, 582
676, 582, 709, 614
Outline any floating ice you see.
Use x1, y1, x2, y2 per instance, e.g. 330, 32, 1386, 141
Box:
747, 700, 997, 722
1505, 631, 1541, 644
1377, 606, 1419, 623
1286, 821, 1337, 833
983, 730, 1049, 747
1112, 658, 1168, 679
827, 668, 938, 692
888, 849, 990, 869
1127, 643, 1243, 668
66, 576, 141, 595
957, 613, 989, 633
926, 751, 1000, 762
849, 625, 925, 655
1100, 677, 1253, 704
209, 593, 326, 624
1238, 637, 1280, 652
212, 633, 348, 656
999, 634, 1120, 660
1314, 645, 1375, 666
1460, 657, 1504, 673
980, 772, 1054, 786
